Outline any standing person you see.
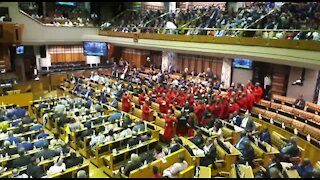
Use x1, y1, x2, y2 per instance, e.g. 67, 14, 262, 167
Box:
254, 82, 263, 103
163, 109, 177, 142
141, 100, 153, 121
122, 93, 132, 113
264, 74, 272, 98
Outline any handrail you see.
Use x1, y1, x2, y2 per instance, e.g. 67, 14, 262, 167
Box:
245, 8, 276, 29
19, 9, 98, 29
144, 11, 170, 28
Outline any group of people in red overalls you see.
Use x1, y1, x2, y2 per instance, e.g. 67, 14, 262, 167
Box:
122, 76, 264, 143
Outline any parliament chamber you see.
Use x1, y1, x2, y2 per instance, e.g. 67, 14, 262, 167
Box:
0, 1, 320, 178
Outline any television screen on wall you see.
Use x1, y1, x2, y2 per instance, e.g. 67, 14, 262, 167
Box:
83, 42, 107, 56
16, 45, 24, 55
56, 2, 76, 6
232, 58, 253, 69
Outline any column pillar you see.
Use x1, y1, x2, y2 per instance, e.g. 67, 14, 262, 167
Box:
221, 58, 232, 88
164, 2, 169, 13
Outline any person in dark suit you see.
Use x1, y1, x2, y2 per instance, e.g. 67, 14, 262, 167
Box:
140, 131, 152, 142
294, 94, 306, 109
132, 120, 145, 132
127, 132, 141, 147
11, 148, 31, 168
65, 152, 84, 169
21, 117, 33, 125
0, 140, 17, 156
200, 138, 216, 166
190, 129, 204, 148
238, 140, 255, 166
258, 127, 271, 144
122, 153, 142, 176
17, 138, 33, 152
34, 138, 49, 148
14, 124, 28, 134
122, 115, 132, 128
26, 157, 44, 178
7, 131, 22, 144
238, 111, 256, 132
279, 137, 300, 162
288, 158, 313, 178
35, 143, 57, 160
168, 137, 182, 154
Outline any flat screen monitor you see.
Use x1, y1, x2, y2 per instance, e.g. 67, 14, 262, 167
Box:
83, 42, 107, 56
56, 2, 76, 6
232, 59, 253, 69
16, 45, 24, 55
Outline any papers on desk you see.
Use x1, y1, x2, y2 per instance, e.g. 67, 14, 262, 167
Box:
234, 126, 244, 132
192, 149, 205, 156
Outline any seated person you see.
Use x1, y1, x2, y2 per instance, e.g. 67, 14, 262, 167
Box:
14, 124, 28, 134
65, 152, 84, 169
7, 131, 22, 144
89, 127, 106, 149
77, 170, 87, 178
34, 138, 49, 148
12, 168, 28, 178
132, 120, 145, 132
313, 168, 320, 178
121, 153, 142, 176
107, 112, 122, 123
237, 111, 256, 132
127, 131, 141, 147
140, 131, 152, 142
287, 158, 313, 178
235, 131, 250, 151
122, 115, 132, 128
26, 157, 45, 178
0, 140, 17, 156
21, 117, 34, 125
269, 167, 284, 178
257, 127, 271, 144
50, 134, 65, 149
151, 166, 162, 178
237, 140, 255, 166
12, 148, 31, 168
190, 129, 204, 148
153, 145, 165, 160
104, 129, 114, 142
167, 137, 182, 154
200, 138, 216, 166
35, 129, 50, 139
36, 143, 58, 160
29, 120, 43, 131
279, 137, 300, 162
163, 155, 188, 178
16, 137, 33, 151
47, 157, 66, 175
68, 118, 82, 132
12, 108, 26, 119
293, 94, 306, 109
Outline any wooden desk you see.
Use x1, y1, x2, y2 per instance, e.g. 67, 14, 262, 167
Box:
230, 164, 254, 178
280, 162, 300, 178
199, 166, 211, 178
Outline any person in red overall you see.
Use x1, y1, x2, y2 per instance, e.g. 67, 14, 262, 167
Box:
254, 82, 263, 103
138, 93, 146, 105
156, 94, 169, 114
142, 100, 153, 121
246, 89, 255, 111
237, 93, 248, 110
122, 93, 132, 112
245, 80, 255, 92
194, 101, 206, 126
163, 109, 177, 142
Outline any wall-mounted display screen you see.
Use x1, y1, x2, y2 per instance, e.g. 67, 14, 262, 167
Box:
56, 2, 76, 6
232, 58, 253, 69
83, 42, 107, 56
16, 45, 24, 55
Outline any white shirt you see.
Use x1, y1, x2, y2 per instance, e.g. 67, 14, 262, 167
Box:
47, 163, 66, 175
163, 161, 188, 178
0, 132, 8, 140
203, 143, 213, 154
90, 133, 105, 148
264, 76, 271, 89
240, 117, 249, 129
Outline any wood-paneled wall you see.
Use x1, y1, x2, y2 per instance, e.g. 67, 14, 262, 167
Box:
0, 44, 11, 70
48, 45, 86, 63
120, 48, 150, 68
176, 54, 223, 78
150, 51, 162, 68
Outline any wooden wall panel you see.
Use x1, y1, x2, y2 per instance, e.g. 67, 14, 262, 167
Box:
48, 45, 86, 64
177, 54, 223, 79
